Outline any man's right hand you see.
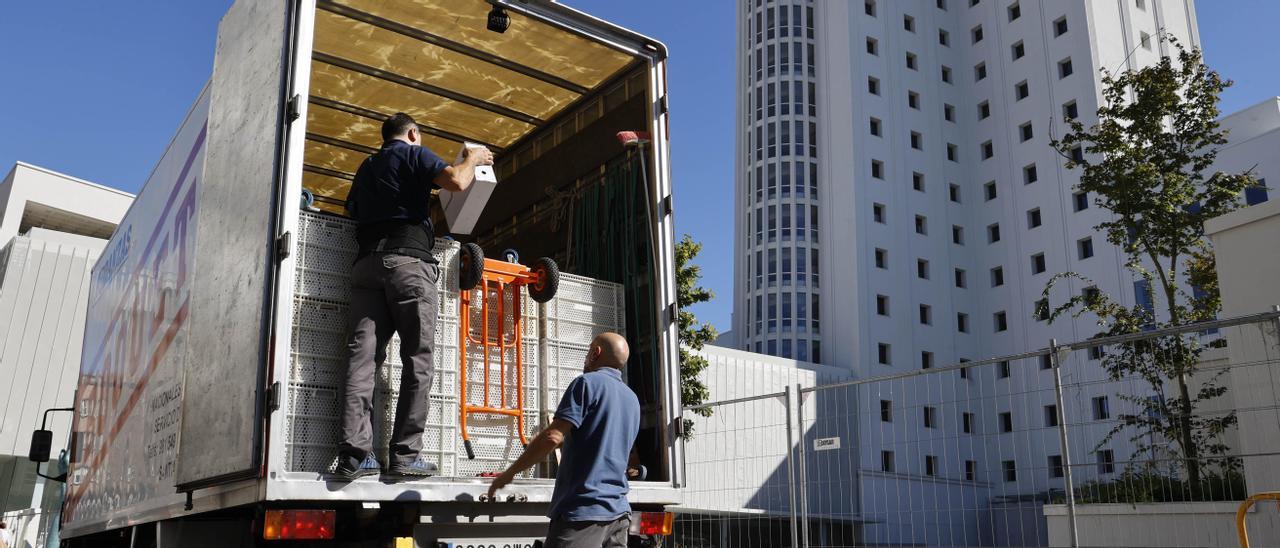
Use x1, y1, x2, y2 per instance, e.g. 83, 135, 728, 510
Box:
465, 146, 494, 166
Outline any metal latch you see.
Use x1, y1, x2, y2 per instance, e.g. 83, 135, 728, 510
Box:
658, 95, 669, 115
266, 381, 282, 413
275, 231, 292, 262
286, 94, 301, 123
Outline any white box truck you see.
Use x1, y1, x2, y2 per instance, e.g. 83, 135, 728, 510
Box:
47, 1, 683, 545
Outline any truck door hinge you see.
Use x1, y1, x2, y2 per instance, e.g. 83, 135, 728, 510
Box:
266, 381, 282, 413
665, 303, 678, 326
658, 95, 669, 115
661, 195, 673, 216
275, 231, 292, 262
286, 94, 301, 123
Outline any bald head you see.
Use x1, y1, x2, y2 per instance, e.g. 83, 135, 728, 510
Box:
585, 332, 630, 372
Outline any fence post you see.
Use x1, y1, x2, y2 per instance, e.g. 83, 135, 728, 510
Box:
783, 385, 801, 547
794, 383, 810, 548
1049, 339, 1080, 548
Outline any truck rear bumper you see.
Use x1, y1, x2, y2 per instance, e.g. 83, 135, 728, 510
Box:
266, 473, 681, 506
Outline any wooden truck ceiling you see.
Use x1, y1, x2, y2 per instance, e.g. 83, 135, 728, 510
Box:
302, 0, 638, 210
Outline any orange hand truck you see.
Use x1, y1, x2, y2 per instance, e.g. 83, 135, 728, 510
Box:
456, 244, 559, 461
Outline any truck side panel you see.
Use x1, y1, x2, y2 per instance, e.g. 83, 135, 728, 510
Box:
174, 0, 293, 490
64, 88, 211, 537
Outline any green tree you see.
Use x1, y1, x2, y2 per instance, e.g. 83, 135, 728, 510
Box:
676, 234, 717, 439
1045, 35, 1258, 489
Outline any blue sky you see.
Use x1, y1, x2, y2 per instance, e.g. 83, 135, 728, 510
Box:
0, 1, 1276, 334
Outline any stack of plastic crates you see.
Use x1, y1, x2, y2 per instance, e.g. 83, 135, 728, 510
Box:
287, 211, 462, 475
538, 273, 626, 423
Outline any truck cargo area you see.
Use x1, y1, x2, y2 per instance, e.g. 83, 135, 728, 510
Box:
278, 0, 673, 497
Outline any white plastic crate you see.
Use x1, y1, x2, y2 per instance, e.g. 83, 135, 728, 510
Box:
541, 341, 592, 418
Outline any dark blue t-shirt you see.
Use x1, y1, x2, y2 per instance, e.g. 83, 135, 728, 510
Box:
549, 367, 640, 522
345, 140, 447, 225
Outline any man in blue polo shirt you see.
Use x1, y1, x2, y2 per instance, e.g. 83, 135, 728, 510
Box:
488, 332, 641, 547
336, 112, 493, 480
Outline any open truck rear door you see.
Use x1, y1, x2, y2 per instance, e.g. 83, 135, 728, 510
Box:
173, 0, 299, 491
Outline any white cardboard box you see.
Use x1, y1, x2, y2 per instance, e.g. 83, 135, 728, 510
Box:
439, 142, 498, 235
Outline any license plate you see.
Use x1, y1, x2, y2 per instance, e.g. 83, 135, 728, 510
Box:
436, 539, 538, 548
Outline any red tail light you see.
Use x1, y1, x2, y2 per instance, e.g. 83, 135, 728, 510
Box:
632, 511, 674, 536
263, 509, 335, 540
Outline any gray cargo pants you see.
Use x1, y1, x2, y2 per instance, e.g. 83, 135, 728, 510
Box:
544, 515, 630, 548
339, 253, 439, 467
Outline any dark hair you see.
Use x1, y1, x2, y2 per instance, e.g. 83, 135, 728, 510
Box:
381, 112, 417, 141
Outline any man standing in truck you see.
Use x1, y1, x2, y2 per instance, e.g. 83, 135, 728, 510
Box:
336, 112, 493, 480
487, 332, 641, 547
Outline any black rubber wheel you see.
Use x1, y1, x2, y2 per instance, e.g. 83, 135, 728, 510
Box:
501, 248, 520, 263
459, 242, 484, 291
528, 257, 560, 303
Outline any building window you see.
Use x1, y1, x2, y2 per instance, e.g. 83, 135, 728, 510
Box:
908, 91, 920, 109
946, 143, 958, 162
978, 100, 991, 119
924, 406, 938, 428
865, 0, 876, 16
881, 450, 895, 473
1007, 1, 1021, 21
1020, 122, 1034, 142
1136, 0, 1146, 10
1097, 449, 1116, 474
1089, 344, 1105, 360
971, 25, 984, 43
952, 225, 964, 245
994, 311, 1008, 332
998, 360, 1010, 378
1071, 146, 1085, 163
1246, 181, 1269, 205
990, 266, 1004, 287
941, 65, 953, 83
875, 247, 888, 268
1078, 237, 1094, 259
919, 305, 933, 326
878, 343, 891, 364
866, 37, 879, 56
1031, 252, 1046, 274
871, 159, 884, 179
1059, 57, 1074, 78
1140, 32, 1152, 50
965, 460, 977, 480
939, 29, 950, 46
1063, 100, 1079, 120
981, 141, 994, 160
938, 0, 948, 9
1049, 455, 1064, 478
1035, 298, 1050, 321
1041, 354, 1053, 369
925, 455, 939, 476
1015, 80, 1030, 100
906, 52, 918, 70
944, 103, 956, 122
913, 172, 925, 191
957, 312, 969, 332
1045, 404, 1059, 427
1074, 191, 1089, 211
1024, 163, 1038, 184
880, 399, 893, 422
1011, 40, 1025, 60
1003, 460, 1017, 482
873, 202, 886, 223
917, 259, 930, 279
1092, 396, 1110, 420
1054, 16, 1069, 36
987, 223, 1001, 243
915, 215, 928, 235
868, 76, 881, 95
999, 411, 1013, 432
870, 117, 882, 136
974, 62, 987, 81
910, 132, 923, 150
949, 183, 961, 202
963, 412, 975, 434
904, 14, 916, 32
1027, 207, 1042, 228
954, 268, 967, 288
876, 294, 889, 315
959, 360, 970, 379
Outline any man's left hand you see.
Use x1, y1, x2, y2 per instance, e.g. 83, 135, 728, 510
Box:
487, 470, 515, 500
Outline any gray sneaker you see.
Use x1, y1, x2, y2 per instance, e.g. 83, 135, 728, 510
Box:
334, 454, 381, 481
388, 457, 439, 478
